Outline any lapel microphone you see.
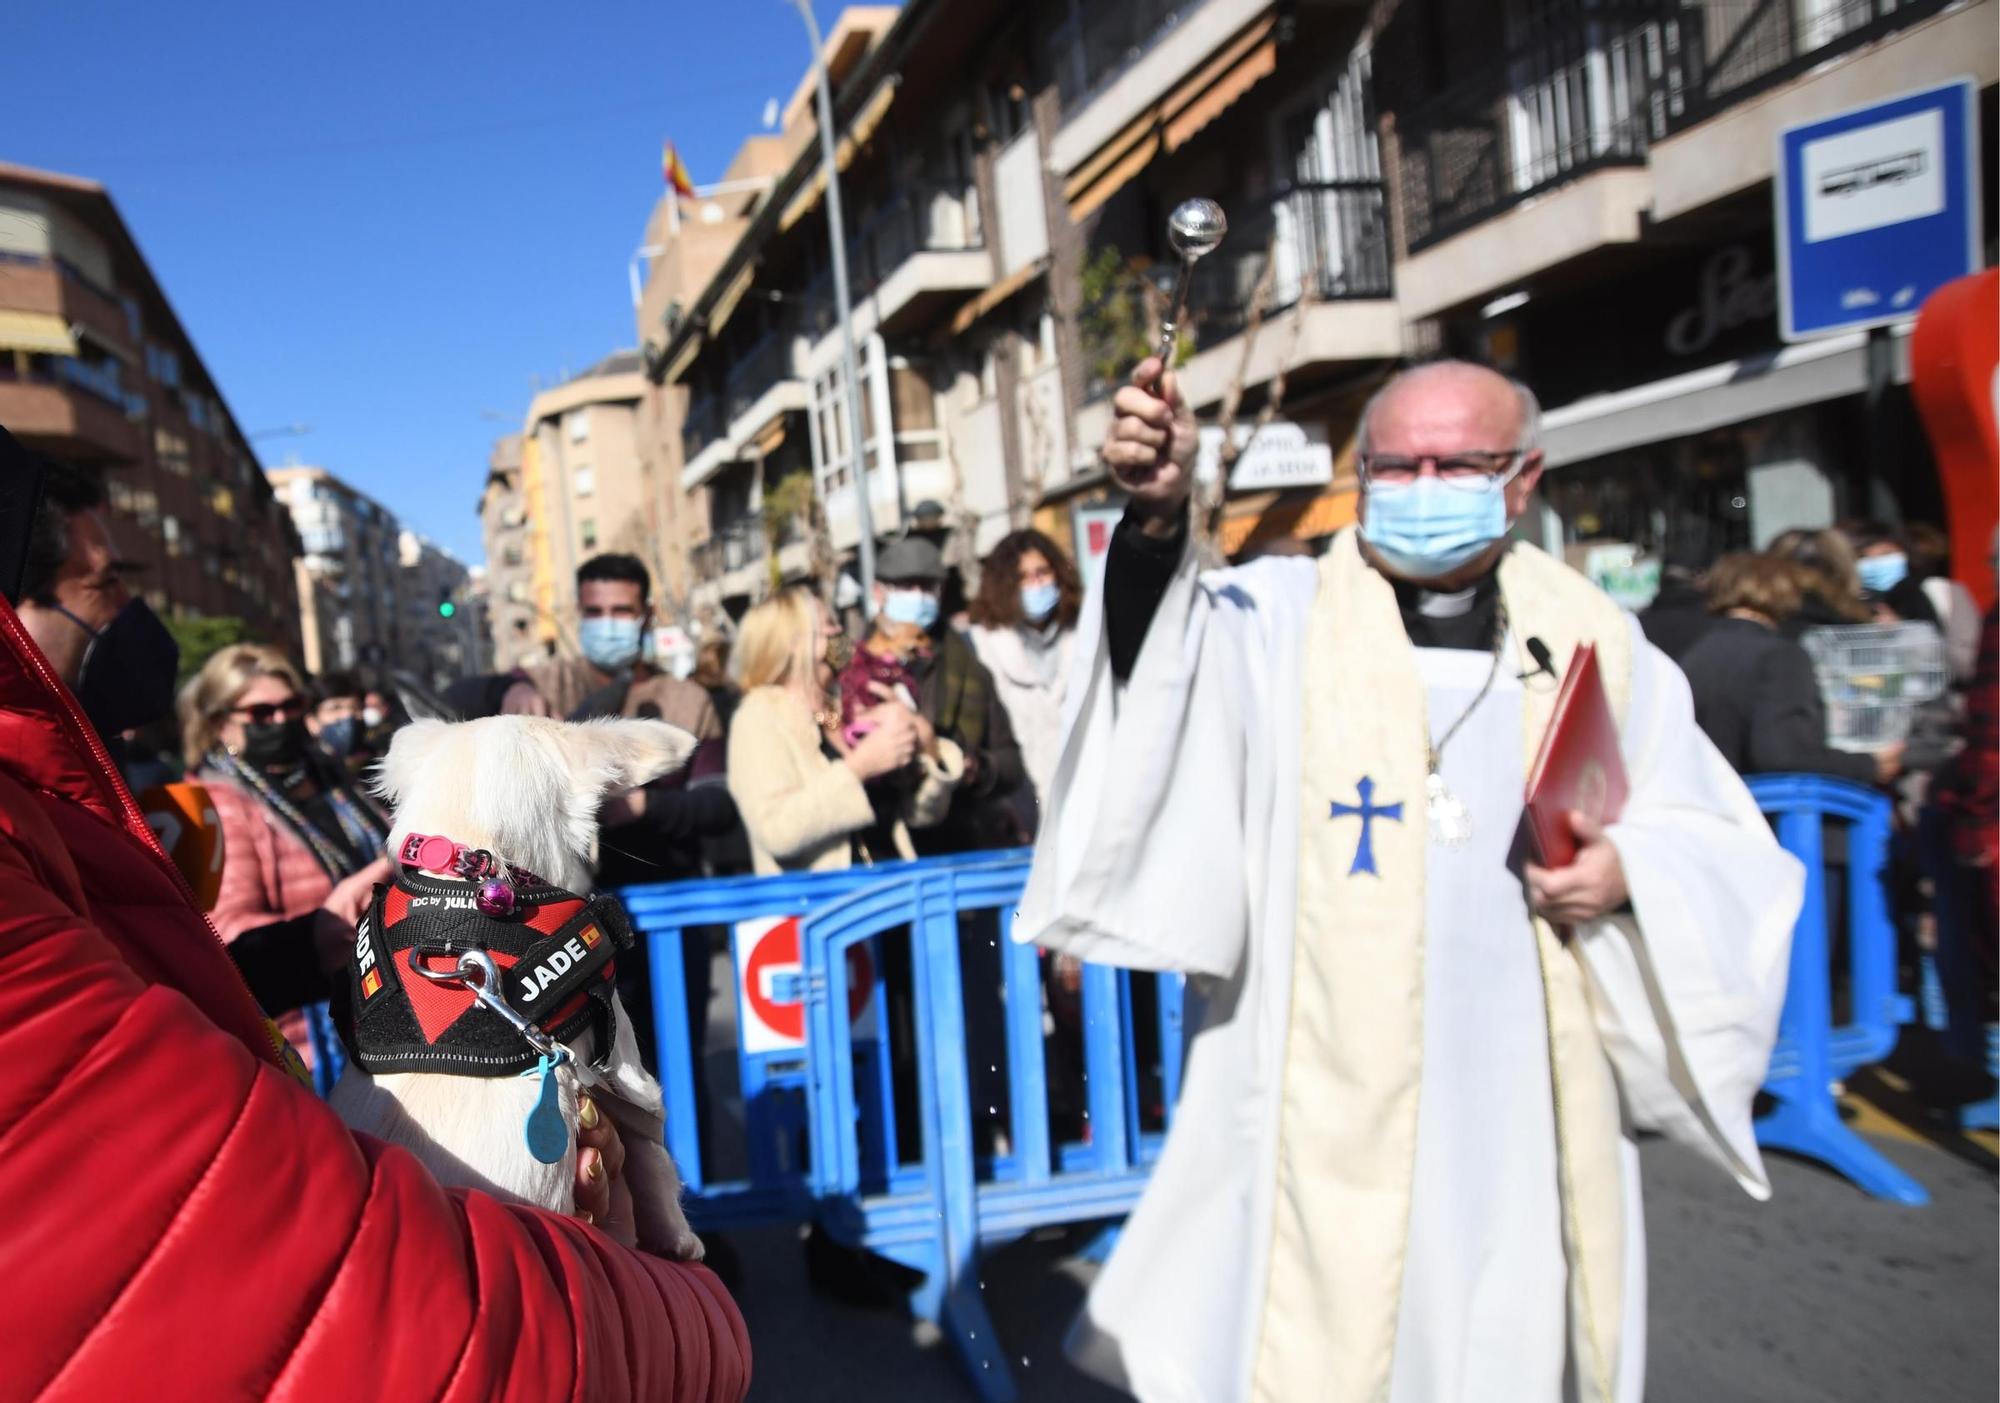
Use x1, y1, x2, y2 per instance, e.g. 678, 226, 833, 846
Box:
1522, 636, 1560, 683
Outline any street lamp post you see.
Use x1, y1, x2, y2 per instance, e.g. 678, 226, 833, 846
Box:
790, 0, 877, 618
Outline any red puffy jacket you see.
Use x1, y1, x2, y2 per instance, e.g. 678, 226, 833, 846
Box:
0, 601, 750, 1403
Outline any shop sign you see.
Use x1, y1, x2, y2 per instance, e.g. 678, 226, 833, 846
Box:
1197, 421, 1335, 492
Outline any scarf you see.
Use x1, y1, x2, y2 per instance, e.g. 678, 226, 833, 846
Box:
206, 747, 386, 882
1250, 529, 1634, 1403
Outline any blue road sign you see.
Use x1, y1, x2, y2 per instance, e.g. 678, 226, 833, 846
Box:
1775, 77, 1981, 343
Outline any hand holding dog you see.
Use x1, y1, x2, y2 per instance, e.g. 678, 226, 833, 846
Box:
573, 1094, 637, 1246
843, 703, 920, 781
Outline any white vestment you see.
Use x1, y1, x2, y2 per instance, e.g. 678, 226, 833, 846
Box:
1017, 543, 1800, 1403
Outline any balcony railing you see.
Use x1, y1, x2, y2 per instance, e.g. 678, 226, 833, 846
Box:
1186, 181, 1394, 347
680, 394, 728, 462
1078, 180, 1393, 401
724, 330, 798, 424
1396, 1, 1667, 252
1662, 0, 1953, 129
1047, 0, 1214, 118
692, 517, 766, 586
800, 183, 984, 338
1395, 0, 1952, 251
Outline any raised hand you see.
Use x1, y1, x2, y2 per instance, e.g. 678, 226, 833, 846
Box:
1101, 357, 1198, 526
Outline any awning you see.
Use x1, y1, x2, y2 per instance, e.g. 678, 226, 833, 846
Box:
948, 257, 1047, 337
1221, 481, 1359, 556
779, 80, 901, 235
0, 310, 78, 357
1540, 324, 1914, 468
1064, 15, 1278, 222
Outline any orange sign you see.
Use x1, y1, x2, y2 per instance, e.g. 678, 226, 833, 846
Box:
136, 781, 225, 911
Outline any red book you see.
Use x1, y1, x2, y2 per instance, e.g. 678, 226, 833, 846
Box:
1524, 643, 1628, 868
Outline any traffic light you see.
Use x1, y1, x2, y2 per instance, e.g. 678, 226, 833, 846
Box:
437, 587, 457, 620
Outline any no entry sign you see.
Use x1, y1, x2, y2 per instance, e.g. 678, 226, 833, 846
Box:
733, 916, 876, 1054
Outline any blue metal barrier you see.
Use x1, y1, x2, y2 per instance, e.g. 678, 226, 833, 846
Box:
304, 1001, 345, 1097
617, 859, 957, 1230
795, 856, 1182, 1403
1747, 774, 1927, 1205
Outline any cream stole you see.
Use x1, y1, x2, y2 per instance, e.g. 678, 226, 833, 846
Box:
1249, 529, 1633, 1403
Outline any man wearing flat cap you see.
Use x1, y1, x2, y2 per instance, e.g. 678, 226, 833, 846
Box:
840, 533, 1025, 853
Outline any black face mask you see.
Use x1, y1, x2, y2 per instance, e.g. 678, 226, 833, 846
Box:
239, 717, 308, 770
60, 598, 181, 739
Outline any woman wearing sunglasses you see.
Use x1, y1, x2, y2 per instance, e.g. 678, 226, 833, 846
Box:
179, 643, 391, 1067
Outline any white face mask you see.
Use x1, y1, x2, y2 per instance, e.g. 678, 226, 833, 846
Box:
361, 706, 387, 729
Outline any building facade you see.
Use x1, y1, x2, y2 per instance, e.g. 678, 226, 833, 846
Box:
634, 0, 1991, 614
478, 433, 543, 670
505, 352, 652, 656
268, 465, 412, 676
0, 161, 301, 653
396, 529, 478, 692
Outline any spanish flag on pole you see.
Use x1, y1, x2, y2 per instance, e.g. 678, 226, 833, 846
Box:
663, 142, 696, 200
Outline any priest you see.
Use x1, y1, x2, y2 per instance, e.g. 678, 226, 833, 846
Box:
1017, 358, 1802, 1403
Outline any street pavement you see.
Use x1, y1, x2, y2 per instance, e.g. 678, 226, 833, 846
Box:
689, 956, 1997, 1402
720, 1130, 1994, 1402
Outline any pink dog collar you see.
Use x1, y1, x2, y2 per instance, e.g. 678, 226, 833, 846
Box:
396, 832, 544, 918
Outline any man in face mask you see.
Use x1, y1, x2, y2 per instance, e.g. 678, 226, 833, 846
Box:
306, 669, 371, 774
846, 534, 1024, 854
521, 553, 737, 1072
13, 460, 180, 746
1019, 357, 1803, 1403
11, 459, 383, 1019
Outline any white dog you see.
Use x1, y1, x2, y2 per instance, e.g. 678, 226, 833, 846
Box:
329, 713, 704, 1260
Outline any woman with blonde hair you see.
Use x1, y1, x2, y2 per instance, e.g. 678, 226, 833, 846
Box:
727, 586, 962, 873
180, 644, 390, 1061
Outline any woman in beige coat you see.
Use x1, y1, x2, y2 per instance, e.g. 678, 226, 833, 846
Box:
727, 587, 962, 874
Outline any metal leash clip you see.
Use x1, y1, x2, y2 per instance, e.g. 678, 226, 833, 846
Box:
408, 946, 573, 1067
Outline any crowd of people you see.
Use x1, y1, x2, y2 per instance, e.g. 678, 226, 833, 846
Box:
1, 350, 1993, 1399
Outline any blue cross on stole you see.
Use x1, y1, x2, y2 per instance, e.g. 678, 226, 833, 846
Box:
1330, 776, 1403, 876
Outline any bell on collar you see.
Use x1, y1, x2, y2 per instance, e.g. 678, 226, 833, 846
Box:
476, 876, 519, 918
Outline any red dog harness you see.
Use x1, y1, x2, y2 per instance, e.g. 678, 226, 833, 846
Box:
338, 835, 634, 1080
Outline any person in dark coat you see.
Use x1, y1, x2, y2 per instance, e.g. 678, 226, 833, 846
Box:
1638, 564, 1712, 663
1678, 553, 1902, 785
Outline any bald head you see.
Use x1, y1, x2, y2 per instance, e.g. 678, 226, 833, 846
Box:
1357, 361, 1538, 462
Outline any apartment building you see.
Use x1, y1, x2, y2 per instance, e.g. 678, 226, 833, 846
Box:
478, 433, 543, 670
513, 351, 651, 653
641, 0, 1991, 613
395, 529, 479, 690
0, 162, 301, 653
1371, 0, 1996, 590
268, 464, 414, 675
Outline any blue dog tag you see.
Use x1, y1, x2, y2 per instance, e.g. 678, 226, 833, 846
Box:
523, 1055, 567, 1165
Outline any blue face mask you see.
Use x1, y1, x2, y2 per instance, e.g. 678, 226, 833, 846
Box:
882, 587, 940, 631
1361, 476, 1509, 580
1857, 552, 1908, 594
579, 616, 645, 671
317, 716, 362, 758
1020, 581, 1061, 622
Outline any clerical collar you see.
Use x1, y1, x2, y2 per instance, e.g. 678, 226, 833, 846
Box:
1415, 587, 1477, 619
1394, 571, 1501, 651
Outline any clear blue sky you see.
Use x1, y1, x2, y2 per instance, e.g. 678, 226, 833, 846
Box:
3, 0, 867, 563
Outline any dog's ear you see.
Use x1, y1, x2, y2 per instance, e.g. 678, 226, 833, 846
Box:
369, 718, 452, 807
565, 718, 698, 795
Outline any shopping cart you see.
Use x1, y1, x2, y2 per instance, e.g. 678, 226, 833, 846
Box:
1799, 622, 1949, 753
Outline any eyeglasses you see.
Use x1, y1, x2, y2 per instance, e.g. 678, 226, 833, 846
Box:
229, 698, 306, 725
1359, 450, 1532, 493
